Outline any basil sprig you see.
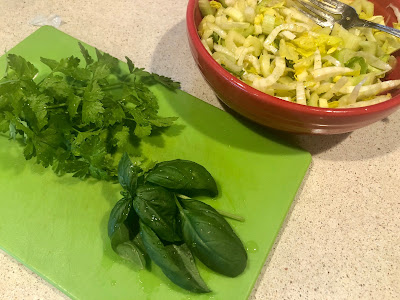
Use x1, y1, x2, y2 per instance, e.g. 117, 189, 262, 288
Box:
107, 153, 247, 293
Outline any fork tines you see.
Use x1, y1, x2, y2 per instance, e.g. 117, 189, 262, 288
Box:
308, 0, 343, 13
295, 0, 335, 27
296, 0, 336, 28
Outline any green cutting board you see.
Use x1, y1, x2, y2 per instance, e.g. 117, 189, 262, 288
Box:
0, 26, 311, 300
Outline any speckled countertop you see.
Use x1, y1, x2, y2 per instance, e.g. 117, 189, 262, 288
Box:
0, 0, 399, 299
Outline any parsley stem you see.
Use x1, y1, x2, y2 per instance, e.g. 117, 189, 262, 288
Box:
47, 103, 68, 109
123, 117, 136, 122
102, 79, 136, 91
37, 71, 54, 85
0, 79, 18, 85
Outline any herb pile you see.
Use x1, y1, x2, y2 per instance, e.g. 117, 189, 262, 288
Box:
0, 43, 179, 180
0, 44, 248, 293
109, 153, 247, 293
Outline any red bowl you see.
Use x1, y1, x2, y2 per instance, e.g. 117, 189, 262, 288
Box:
186, 0, 400, 134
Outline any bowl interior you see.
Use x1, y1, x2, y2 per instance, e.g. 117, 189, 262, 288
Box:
189, 0, 400, 105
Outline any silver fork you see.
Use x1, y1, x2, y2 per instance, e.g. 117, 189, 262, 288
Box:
296, 0, 400, 38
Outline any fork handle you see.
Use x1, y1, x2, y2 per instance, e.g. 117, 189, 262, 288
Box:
355, 19, 400, 38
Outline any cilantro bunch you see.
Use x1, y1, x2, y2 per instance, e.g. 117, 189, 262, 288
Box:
0, 43, 180, 180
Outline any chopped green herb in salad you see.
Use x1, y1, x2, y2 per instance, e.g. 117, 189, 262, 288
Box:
198, 0, 400, 108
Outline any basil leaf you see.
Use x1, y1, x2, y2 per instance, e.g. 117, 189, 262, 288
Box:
140, 221, 211, 293
113, 231, 148, 269
110, 220, 130, 248
118, 152, 140, 195
179, 199, 247, 277
146, 160, 218, 197
108, 197, 132, 238
133, 184, 181, 242
109, 200, 148, 269
114, 240, 146, 267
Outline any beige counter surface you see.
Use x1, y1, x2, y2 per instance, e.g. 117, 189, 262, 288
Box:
0, 1, 399, 299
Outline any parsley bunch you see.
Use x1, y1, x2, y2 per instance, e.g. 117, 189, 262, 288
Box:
0, 43, 179, 180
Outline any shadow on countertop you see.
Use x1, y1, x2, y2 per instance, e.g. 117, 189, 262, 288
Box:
285, 114, 400, 161
215, 100, 400, 161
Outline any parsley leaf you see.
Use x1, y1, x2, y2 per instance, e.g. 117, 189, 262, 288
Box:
27, 94, 53, 130
149, 73, 181, 90
82, 81, 105, 126
125, 56, 181, 90
0, 43, 180, 180
78, 42, 94, 66
113, 126, 130, 148
7, 54, 38, 80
